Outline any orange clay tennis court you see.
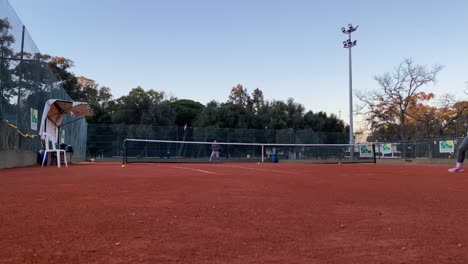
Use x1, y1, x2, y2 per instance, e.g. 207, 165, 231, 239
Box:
0, 163, 467, 263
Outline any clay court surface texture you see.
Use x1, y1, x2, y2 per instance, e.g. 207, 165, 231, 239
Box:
1, 163, 467, 264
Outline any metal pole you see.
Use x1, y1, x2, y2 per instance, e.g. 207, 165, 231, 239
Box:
348, 32, 354, 159
341, 25, 358, 158
261, 144, 264, 163
16, 26, 25, 125
15, 26, 25, 150
372, 144, 376, 164
122, 139, 127, 164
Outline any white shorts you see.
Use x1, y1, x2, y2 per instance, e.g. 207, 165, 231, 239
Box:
210, 151, 219, 159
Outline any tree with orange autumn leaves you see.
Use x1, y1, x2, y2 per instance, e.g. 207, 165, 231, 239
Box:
357, 59, 468, 142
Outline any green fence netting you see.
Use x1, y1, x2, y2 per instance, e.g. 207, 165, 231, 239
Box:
0, 0, 87, 162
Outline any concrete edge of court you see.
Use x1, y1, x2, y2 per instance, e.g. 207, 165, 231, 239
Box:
0, 151, 87, 169
0, 151, 37, 169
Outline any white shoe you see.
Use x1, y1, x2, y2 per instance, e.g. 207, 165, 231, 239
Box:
448, 166, 464, 172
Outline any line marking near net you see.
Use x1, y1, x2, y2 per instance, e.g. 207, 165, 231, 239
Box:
223, 165, 303, 175
159, 164, 221, 175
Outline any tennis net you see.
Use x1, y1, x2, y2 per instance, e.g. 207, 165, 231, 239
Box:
123, 139, 376, 164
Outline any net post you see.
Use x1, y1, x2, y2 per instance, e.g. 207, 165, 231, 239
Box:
123, 139, 127, 164
261, 144, 264, 163
372, 143, 376, 164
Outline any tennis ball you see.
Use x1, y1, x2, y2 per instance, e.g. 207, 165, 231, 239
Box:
257, 162, 260, 164
121, 164, 126, 168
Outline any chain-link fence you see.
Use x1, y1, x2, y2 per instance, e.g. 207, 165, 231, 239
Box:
374, 137, 464, 160
87, 124, 348, 159
0, 0, 87, 167
87, 122, 466, 162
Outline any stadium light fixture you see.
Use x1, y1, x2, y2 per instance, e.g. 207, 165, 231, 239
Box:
341, 23, 359, 158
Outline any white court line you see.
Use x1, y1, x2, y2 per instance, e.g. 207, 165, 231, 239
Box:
159, 164, 220, 175
223, 165, 303, 175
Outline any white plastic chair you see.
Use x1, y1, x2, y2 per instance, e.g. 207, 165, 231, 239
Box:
42, 132, 68, 168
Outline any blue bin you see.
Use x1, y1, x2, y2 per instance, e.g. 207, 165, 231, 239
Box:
37, 149, 48, 165
271, 154, 278, 163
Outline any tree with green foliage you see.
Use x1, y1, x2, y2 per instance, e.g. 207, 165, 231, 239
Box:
196, 95, 257, 129
303, 111, 347, 143
251, 88, 264, 113
170, 99, 204, 127
193, 84, 348, 143
42, 55, 79, 99
217, 102, 252, 129
192, 100, 220, 127
265, 100, 288, 129
111, 86, 175, 126
228, 84, 251, 107
0, 18, 16, 115
285, 98, 305, 129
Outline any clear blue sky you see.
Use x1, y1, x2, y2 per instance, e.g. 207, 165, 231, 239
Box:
8, 0, 468, 126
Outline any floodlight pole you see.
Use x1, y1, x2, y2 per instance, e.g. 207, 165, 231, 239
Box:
341, 24, 358, 158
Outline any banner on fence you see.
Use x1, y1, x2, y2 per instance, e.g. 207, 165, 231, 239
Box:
30, 108, 38, 131
381, 143, 392, 154
439, 140, 454, 153
360, 145, 373, 158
